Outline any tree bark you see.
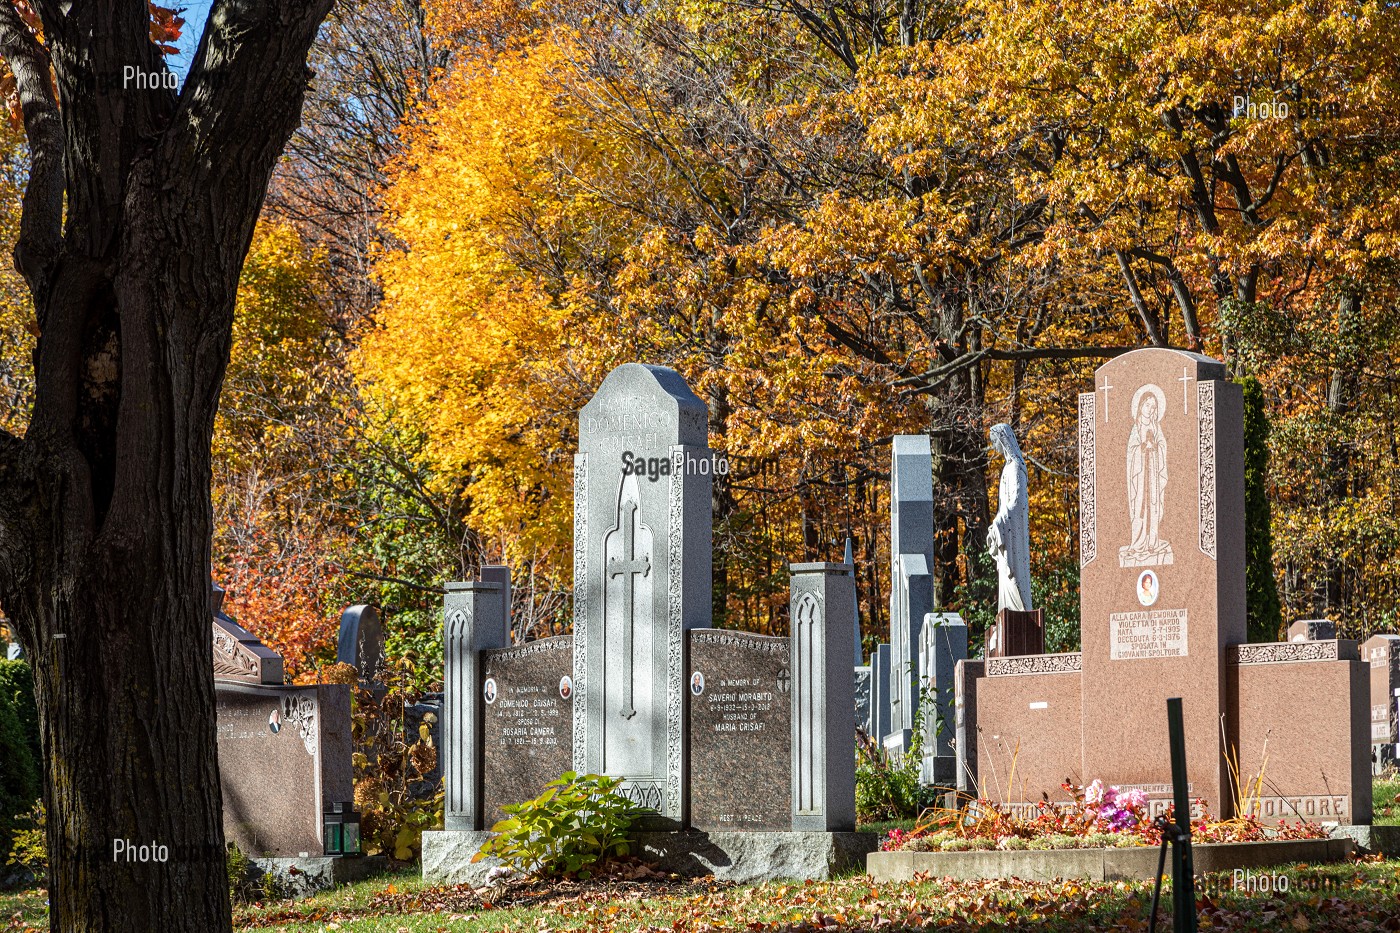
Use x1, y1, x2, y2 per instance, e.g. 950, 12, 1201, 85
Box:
0, 2, 334, 930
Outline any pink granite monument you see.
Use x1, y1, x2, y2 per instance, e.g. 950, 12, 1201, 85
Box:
957, 348, 1371, 823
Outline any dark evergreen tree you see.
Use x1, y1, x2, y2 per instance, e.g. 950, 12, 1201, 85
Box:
1243, 376, 1284, 641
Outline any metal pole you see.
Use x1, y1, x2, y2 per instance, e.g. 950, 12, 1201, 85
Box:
1166, 697, 1197, 933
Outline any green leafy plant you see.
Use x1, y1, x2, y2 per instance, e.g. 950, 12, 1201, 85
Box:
474, 772, 638, 879
856, 684, 942, 823
342, 659, 444, 861
5, 800, 45, 877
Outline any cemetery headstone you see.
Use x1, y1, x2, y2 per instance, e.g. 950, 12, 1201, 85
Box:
212, 613, 284, 685
844, 536, 862, 663
987, 608, 1045, 658
918, 612, 967, 786
1288, 619, 1337, 642
217, 682, 353, 857
953, 659, 984, 796
958, 348, 1370, 824
688, 629, 791, 831
790, 563, 857, 831
481, 635, 575, 824
887, 436, 935, 751
853, 665, 871, 734
442, 581, 509, 831
425, 364, 878, 884
1078, 348, 1243, 814
572, 363, 713, 826
337, 604, 383, 680
869, 643, 891, 741
1362, 634, 1400, 770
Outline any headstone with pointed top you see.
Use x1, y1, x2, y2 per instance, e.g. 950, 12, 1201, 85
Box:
573, 363, 713, 827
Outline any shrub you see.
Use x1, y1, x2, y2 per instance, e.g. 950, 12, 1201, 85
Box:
474, 772, 637, 879
344, 659, 443, 861
855, 685, 942, 823
0, 665, 40, 867
5, 801, 45, 877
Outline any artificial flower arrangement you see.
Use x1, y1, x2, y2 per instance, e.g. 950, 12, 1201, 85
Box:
880, 780, 1330, 852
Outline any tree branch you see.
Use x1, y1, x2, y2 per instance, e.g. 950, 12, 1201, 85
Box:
0, 3, 62, 306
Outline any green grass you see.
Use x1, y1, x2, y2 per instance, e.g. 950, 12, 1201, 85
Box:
226, 860, 1400, 931
855, 818, 917, 836
0, 886, 47, 927
1373, 777, 1400, 825
3, 858, 1400, 931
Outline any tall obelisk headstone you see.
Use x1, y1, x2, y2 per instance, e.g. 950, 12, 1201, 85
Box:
887, 435, 935, 755
1079, 348, 1244, 815
573, 364, 712, 827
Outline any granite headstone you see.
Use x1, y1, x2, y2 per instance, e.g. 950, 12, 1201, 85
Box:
572, 363, 713, 826
688, 629, 792, 831
481, 636, 575, 823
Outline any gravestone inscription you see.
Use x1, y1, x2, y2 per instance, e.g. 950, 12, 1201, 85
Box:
481, 636, 575, 824
688, 629, 792, 831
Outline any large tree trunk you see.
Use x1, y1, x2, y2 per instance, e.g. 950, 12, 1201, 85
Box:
0, 3, 334, 930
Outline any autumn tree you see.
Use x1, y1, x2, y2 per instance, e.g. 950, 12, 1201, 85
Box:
0, 2, 334, 930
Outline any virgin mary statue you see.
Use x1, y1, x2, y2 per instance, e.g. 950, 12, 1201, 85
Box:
986, 424, 1032, 612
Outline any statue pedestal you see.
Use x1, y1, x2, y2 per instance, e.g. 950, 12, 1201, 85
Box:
989, 609, 1044, 658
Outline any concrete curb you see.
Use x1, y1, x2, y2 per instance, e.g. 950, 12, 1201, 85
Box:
866, 837, 1352, 883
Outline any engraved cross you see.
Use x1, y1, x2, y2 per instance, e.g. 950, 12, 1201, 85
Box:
608, 498, 651, 720
1178, 365, 1195, 413
777, 668, 790, 694
1098, 376, 1114, 422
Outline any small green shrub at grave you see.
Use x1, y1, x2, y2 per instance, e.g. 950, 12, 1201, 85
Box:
474, 772, 638, 880
856, 686, 940, 823
0, 661, 39, 862
881, 780, 1331, 852
5, 801, 44, 877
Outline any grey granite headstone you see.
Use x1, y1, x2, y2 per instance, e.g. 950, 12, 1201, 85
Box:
217, 682, 352, 857
844, 536, 862, 662
442, 581, 508, 831
853, 666, 872, 734
954, 659, 984, 796
481, 636, 574, 824
337, 605, 383, 679
888, 553, 933, 755
573, 364, 713, 826
688, 629, 792, 831
887, 436, 935, 748
870, 643, 891, 741
481, 565, 514, 640
790, 563, 857, 832
918, 612, 967, 786
1288, 619, 1337, 642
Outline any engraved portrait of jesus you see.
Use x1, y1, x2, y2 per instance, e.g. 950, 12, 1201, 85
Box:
1120, 383, 1174, 567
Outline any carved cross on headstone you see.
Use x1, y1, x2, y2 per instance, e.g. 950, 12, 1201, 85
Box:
608, 498, 652, 720
777, 667, 791, 694
1099, 375, 1115, 423
1178, 365, 1195, 413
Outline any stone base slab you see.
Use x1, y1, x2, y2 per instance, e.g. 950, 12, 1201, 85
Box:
634, 831, 879, 883
867, 838, 1352, 883
422, 830, 879, 887
421, 830, 502, 887
250, 855, 387, 899
1331, 824, 1400, 856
